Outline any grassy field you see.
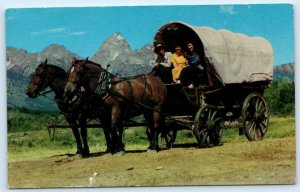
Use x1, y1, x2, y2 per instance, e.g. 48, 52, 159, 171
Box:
7, 110, 295, 163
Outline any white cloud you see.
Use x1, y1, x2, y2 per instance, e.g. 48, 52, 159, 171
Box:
30, 27, 66, 35
219, 5, 236, 14
68, 31, 86, 36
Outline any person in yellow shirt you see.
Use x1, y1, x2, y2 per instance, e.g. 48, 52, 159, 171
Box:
170, 45, 187, 83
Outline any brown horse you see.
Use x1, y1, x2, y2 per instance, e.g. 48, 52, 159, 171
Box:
26, 59, 112, 157
63, 58, 167, 154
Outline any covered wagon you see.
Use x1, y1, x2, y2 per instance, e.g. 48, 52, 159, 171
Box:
153, 21, 274, 147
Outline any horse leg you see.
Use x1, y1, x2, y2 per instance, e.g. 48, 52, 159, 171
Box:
111, 106, 125, 155
117, 121, 125, 151
101, 118, 112, 153
79, 116, 89, 157
146, 126, 152, 146
144, 111, 154, 150
67, 118, 83, 156
150, 110, 162, 151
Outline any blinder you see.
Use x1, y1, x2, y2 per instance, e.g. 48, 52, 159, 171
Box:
30, 65, 49, 93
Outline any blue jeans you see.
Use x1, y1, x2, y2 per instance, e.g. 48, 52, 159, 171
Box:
179, 66, 204, 86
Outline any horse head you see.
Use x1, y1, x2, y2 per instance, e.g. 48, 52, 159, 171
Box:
63, 57, 89, 104
26, 59, 50, 98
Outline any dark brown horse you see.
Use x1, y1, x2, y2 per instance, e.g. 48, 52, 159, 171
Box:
63, 58, 167, 154
26, 59, 112, 157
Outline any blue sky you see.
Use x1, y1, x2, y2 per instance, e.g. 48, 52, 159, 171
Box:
6, 4, 294, 65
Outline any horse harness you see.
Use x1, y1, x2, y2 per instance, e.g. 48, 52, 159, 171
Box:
95, 69, 112, 99
94, 70, 149, 102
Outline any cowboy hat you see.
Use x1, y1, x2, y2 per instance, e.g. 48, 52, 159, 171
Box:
154, 43, 166, 54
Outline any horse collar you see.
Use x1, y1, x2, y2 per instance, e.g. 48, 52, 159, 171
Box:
95, 70, 111, 99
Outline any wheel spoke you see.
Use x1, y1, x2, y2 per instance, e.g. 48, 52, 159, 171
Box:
257, 100, 263, 111
250, 122, 257, 139
255, 97, 260, 110
208, 109, 212, 120
259, 121, 267, 128
258, 125, 264, 136
210, 131, 217, 145
248, 120, 256, 137
260, 106, 266, 113
211, 110, 217, 121
213, 117, 223, 126
259, 121, 267, 133
255, 127, 260, 139
202, 131, 208, 145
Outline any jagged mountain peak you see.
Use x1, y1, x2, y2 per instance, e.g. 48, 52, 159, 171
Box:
42, 44, 69, 53
40, 44, 77, 60
103, 32, 130, 49
110, 32, 125, 41
90, 32, 133, 67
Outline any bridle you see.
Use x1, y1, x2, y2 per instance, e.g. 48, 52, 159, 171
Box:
64, 63, 93, 105
65, 62, 113, 104
29, 66, 51, 95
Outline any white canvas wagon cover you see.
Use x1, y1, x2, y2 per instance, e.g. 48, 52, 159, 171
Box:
153, 21, 274, 84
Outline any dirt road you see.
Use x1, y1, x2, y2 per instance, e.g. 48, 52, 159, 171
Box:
8, 137, 295, 188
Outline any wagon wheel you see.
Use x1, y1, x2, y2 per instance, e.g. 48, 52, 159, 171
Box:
242, 93, 269, 141
193, 105, 224, 147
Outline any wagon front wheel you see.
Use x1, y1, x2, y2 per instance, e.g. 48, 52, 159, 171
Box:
193, 105, 224, 148
242, 93, 269, 141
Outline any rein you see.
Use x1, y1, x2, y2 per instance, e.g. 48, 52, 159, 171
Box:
38, 89, 53, 96
70, 62, 192, 128
107, 89, 194, 128
37, 89, 56, 102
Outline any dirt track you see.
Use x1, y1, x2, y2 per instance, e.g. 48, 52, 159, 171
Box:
8, 137, 295, 188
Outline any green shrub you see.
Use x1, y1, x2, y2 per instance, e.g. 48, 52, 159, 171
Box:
264, 79, 295, 115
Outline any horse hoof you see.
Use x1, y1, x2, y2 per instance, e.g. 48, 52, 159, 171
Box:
104, 148, 112, 154
114, 150, 125, 156
147, 149, 158, 153
74, 150, 83, 157
74, 153, 82, 158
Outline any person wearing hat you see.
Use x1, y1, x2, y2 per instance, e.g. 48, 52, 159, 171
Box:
153, 43, 173, 83
154, 43, 172, 67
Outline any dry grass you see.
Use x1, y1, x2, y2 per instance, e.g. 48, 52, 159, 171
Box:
8, 137, 295, 188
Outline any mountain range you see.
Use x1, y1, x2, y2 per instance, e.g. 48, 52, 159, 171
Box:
6, 32, 294, 111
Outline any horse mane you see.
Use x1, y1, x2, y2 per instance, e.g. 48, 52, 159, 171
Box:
46, 64, 67, 78
75, 59, 103, 69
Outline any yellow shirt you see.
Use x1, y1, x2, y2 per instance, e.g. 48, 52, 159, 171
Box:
170, 53, 187, 80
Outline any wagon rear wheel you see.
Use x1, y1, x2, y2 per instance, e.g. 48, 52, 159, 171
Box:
194, 105, 224, 148
242, 93, 269, 141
